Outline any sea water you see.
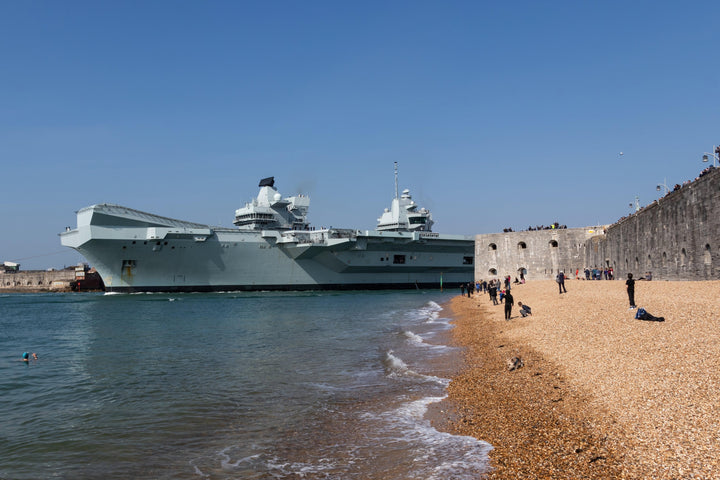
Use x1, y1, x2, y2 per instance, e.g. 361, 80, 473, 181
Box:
0, 291, 491, 479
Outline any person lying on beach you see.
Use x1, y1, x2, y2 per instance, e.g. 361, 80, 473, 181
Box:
635, 307, 664, 322
518, 302, 532, 317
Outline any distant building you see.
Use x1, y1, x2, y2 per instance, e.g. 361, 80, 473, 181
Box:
3, 261, 20, 273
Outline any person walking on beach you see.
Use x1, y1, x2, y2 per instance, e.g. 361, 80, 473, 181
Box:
504, 290, 514, 320
489, 282, 498, 305
556, 271, 567, 294
626, 273, 636, 309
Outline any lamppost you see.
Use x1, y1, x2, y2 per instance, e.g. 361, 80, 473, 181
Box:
702, 145, 719, 167
629, 195, 640, 213
656, 179, 669, 195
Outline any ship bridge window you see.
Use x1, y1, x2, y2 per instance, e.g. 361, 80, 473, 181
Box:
393, 255, 406, 264
463, 256, 473, 265
409, 217, 427, 224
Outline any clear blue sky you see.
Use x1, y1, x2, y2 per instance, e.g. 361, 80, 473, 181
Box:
2, 1, 719, 270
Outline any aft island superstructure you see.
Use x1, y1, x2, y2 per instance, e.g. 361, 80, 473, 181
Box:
61, 169, 475, 292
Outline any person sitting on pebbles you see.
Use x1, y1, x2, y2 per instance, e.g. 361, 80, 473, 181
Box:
518, 302, 532, 317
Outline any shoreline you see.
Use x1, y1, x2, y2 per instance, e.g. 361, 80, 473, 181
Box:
440, 279, 720, 479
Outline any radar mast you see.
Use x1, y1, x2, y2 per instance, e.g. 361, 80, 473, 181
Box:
394, 162, 399, 200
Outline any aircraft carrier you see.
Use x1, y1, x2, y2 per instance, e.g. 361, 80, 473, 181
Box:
60, 167, 475, 292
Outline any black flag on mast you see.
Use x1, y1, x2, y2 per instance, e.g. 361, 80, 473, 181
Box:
258, 177, 275, 187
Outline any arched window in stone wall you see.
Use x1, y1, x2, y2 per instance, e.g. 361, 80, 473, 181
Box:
662, 252, 667, 267
647, 254, 652, 268
635, 257, 640, 269
549, 240, 558, 248
624, 258, 629, 269
681, 248, 687, 267
38, 281, 43, 285
488, 243, 497, 251
704, 244, 712, 266
518, 241, 527, 249
489, 268, 497, 275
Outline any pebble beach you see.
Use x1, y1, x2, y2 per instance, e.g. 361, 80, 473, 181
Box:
443, 279, 720, 479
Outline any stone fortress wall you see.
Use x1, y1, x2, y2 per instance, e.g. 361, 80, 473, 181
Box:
586, 166, 720, 281
0, 269, 75, 292
474, 227, 606, 282
475, 166, 720, 282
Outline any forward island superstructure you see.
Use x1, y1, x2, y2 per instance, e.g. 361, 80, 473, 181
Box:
61, 167, 474, 292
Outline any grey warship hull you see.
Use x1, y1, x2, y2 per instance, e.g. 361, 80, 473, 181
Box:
60, 204, 474, 293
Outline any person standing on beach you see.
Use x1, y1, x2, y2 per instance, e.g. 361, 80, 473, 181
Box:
626, 273, 636, 309
489, 282, 498, 305
556, 271, 567, 294
504, 290, 514, 320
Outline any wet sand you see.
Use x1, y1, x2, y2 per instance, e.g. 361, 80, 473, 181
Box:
443, 279, 720, 479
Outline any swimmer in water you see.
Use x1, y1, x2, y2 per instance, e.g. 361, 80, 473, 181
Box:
32, 353, 38, 360
22, 352, 29, 362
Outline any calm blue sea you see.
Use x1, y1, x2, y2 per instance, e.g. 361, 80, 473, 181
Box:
0, 291, 491, 479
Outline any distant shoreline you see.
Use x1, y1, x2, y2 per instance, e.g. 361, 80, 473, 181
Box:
441, 279, 720, 478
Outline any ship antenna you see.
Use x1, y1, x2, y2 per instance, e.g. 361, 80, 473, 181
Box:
394, 161, 399, 200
